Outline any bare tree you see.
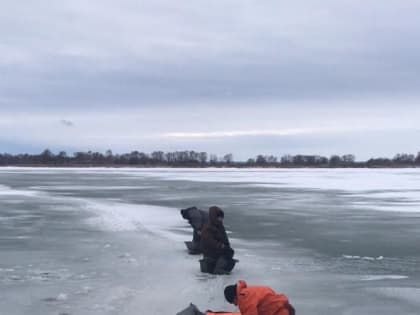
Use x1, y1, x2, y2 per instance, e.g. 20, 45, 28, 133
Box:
223, 153, 233, 164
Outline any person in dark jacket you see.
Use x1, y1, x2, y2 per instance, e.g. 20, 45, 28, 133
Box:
200, 206, 235, 274
181, 206, 209, 252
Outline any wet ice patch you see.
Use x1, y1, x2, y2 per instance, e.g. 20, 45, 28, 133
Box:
26, 269, 73, 282
350, 201, 420, 213
121, 168, 420, 192
117, 252, 138, 265
344, 190, 420, 213
42, 293, 68, 302
366, 287, 420, 307
91, 286, 135, 313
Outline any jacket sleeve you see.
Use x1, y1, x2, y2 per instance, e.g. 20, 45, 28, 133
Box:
189, 208, 202, 230
237, 281, 259, 315
221, 227, 231, 248
238, 293, 259, 315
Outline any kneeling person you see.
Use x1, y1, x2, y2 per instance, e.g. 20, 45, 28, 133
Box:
200, 206, 236, 274
224, 280, 295, 315
181, 206, 208, 253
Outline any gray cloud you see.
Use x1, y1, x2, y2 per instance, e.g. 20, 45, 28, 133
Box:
1, 0, 420, 110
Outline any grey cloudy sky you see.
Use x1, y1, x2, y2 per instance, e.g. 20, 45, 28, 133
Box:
1, 0, 420, 160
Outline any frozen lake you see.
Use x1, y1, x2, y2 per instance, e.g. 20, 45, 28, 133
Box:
1, 167, 420, 315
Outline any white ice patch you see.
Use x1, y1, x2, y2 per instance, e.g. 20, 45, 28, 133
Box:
0, 181, 187, 242
360, 275, 408, 281
342, 255, 384, 261
0, 184, 41, 197
83, 200, 185, 240
29, 185, 153, 191
57, 293, 68, 301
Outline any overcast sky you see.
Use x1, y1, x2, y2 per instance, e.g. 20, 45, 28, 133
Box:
1, 0, 420, 161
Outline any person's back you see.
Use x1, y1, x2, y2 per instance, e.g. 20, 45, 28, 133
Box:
225, 280, 295, 315
200, 206, 236, 274
181, 207, 209, 251
181, 206, 208, 231
200, 206, 230, 259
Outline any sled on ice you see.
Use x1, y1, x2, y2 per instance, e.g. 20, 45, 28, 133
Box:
176, 303, 240, 315
199, 256, 239, 275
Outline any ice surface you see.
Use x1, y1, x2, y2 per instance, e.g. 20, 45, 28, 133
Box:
1, 168, 420, 315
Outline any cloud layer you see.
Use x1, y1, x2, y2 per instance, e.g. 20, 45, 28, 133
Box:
1, 1, 420, 159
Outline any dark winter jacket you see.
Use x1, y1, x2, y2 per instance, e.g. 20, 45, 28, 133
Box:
201, 206, 231, 259
181, 207, 208, 231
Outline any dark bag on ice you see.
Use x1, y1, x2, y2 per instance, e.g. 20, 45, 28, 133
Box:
199, 256, 238, 274
175, 303, 240, 315
176, 303, 204, 315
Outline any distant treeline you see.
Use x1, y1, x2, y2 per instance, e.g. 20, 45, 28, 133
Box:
1, 149, 420, 168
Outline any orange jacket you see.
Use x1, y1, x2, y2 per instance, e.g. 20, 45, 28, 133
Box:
236, 280, 292, 315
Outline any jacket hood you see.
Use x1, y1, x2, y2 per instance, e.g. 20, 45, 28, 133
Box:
237, 280, 247, 293
208, 206, 224, 225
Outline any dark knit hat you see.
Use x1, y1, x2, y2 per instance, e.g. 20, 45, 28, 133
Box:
224, 284, 237, 304
180, 209, 189, 219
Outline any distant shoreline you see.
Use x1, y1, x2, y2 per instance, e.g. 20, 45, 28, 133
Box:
1, 164, 419, 169
1, 149, 419, 168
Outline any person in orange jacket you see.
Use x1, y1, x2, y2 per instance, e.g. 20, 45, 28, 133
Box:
224, 280, 295, 315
